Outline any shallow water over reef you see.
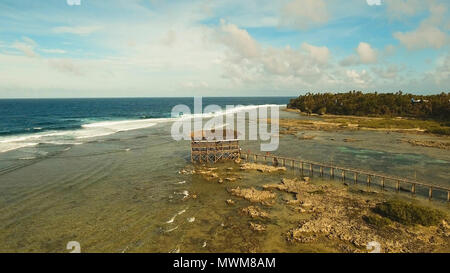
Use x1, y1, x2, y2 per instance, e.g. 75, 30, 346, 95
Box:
0, 111, 448, 252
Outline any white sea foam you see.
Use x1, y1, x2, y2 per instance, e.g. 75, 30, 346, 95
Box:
76, 119, 158, 139
178, 190, 189, 200
175, 190, 189, 197
0, 104, 285, 154
165, 226, 178, 233
166, 215, 177, 224
170, 246, 180, 253
0, 119, 159, 154
40, 141, 83, 146
19, 156, 37, 160
0, 142, 38, 153
176, 104, 284, 121
166, 208, 188, 224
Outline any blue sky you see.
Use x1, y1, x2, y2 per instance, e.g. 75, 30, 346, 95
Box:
0, 0, 448, 98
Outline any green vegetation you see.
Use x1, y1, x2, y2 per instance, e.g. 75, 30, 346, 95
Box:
373, 199, 446, 226
428, 127, 450, 135
363, 214, 392, 228
288, 92, 450, 134
323, 116, 450, 134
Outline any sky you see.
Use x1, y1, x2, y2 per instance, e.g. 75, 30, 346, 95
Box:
0, 0, 449, 98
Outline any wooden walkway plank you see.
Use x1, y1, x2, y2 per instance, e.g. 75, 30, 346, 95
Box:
240, 151, 449, 202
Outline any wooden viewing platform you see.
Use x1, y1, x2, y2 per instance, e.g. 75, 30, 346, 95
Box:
240, 151, 450, 202
191, 129, 240, 163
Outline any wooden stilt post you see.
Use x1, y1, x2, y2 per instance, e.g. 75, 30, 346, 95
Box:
234, 152, 450, 202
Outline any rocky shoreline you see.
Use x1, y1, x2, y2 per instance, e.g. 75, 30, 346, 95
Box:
179, 162, 450, 253
275, 110, 450, 150
403, 139, 450, 150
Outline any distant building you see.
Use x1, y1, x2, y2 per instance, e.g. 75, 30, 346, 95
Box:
411, 98, 429, 103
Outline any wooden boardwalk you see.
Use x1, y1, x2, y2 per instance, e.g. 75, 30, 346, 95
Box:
240, 151, 450, 202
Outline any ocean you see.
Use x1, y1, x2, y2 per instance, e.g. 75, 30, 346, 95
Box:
0, 97, 291, 154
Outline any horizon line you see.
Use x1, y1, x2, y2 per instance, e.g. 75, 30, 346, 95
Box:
0, 91, 448, 100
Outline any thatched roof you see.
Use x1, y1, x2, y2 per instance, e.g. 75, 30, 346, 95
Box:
191, 129, 239, 141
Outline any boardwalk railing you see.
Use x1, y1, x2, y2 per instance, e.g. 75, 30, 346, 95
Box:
240, 151, 450, 202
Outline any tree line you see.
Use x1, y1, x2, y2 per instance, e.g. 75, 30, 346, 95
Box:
288, 91, 450, 121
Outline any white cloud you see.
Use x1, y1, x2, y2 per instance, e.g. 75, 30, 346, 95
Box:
393, 3, 449, 50
0, 0, 448, 97
219, 20, 260, 58
52, 26, 103, 35
48, 59, 83, 76
0, 5, 225, 97
280, 0, 329, 30
215, 21, 336, 88
427, 54, 450, 86
301, 42, 330, 64
385, 0, 425, 18
218, 20, 261, 58
12, 37, 38, 58
41, 49, 67, 54
346, 69, 372, 85
12, 42, 37, 58
372, 65, 399, 79
10, 37, 66, 58
161, 30, 177, 46
22, 37, 37, 47
394, 26, 447, 50
340, 55, 359, 66
340, 42, 377, 66
182, 81, 209, 88
356, 42, 377, 64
